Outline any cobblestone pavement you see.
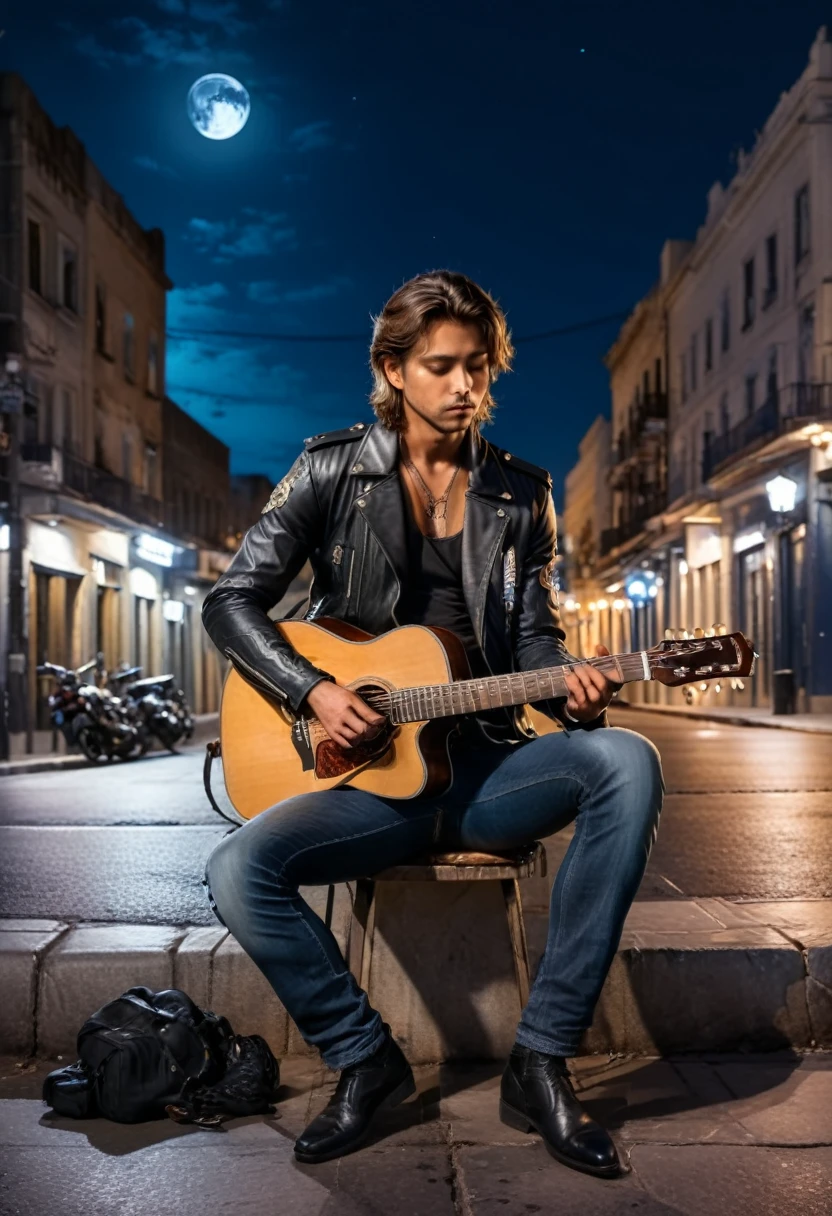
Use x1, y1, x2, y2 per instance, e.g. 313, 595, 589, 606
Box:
2, 1051, 830, 1215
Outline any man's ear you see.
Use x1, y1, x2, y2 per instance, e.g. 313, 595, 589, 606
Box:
383, 355, 404, 390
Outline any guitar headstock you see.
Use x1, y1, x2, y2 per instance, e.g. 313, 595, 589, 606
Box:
649, 630, 756, 687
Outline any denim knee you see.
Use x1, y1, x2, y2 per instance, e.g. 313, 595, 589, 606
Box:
573, 727, 664, 824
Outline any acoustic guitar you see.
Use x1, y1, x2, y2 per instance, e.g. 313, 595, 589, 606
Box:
218, 617, 755, 820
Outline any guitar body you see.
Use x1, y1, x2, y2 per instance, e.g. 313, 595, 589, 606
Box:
219, 618, 473, 819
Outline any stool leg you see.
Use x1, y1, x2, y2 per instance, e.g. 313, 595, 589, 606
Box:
501, 878, 531, 1008
347, 878, 376, 987
324, 883, 335, 930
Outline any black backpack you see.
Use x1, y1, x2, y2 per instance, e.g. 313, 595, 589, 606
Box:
42, 986, 279, 1126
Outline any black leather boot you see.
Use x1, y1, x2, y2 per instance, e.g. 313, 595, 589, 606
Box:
294, 1027, 416, 1164
500, 1043, 623, 1178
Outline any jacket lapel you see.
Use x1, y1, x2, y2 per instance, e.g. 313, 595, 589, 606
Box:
349, 423, 515, 645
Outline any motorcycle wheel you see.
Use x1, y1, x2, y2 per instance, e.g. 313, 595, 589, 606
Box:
77, 726, 109, 765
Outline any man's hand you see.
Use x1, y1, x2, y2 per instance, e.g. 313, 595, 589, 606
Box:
562, 644, 620, 724
302, 681, 386, 750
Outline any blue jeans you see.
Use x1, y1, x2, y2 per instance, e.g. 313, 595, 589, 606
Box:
203, 724, 663, 1069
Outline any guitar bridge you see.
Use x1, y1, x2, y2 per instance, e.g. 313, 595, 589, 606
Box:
290, 717, 315, 771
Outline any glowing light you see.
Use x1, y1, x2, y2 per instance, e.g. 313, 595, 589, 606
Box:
135, 533, 175, 567
589, 601, 597, 611
679, 560, 689, 576
733, 530, 765, 554
596, 598, 609, 610
187, 74, 250, 140
0, 524, 8, 551
765, 474, 797, 513
163, 600, 185, 623
648, 585, 658, 598
564, 597, 577, 611
613, 598, 625, 610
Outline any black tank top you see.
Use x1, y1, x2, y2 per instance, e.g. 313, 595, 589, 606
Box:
396, 477, 510, 741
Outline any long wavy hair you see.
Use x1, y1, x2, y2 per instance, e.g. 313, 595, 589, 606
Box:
368, 269, 515, 433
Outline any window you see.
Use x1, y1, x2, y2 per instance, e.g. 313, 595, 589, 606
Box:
95, 283, 107, 353
690, 333, 698, 392
61, 387, 77, 454
719, 391, 730, 435
123, 313, 135, 382
720, 289, 730, 352
742, 257, 755, 330
704, 318, 713, 373
680, 352, 688, 404
763, 233, 778, 307
744, 373, 757, 417
60, 241, 78, 311
122, 432, 133, 482
642, 369, 650, 399
795, 184, 810, 265
766, 346, 778, 404
28, 219, 43, 294
654, 356, 663, 395
147, 330, 159, 396
144, 443, 157, 496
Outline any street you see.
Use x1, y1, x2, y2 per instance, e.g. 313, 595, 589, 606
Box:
1, 708, 831, 925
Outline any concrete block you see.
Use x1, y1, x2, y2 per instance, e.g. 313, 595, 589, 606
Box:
806, 973, 832, 1047
38, 924, 185, 1056
586, 939, 811, 1054
0, 921, 67, 1055
365, 880, 523, 1063
738, 900, 832, 948
211, 936, 289, 1057
173, 925, 228, 1011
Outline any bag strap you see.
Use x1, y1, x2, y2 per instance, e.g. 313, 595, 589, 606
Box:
203, 740, 242, 828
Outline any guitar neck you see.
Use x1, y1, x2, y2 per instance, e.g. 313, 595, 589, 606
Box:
390, 650, 653, 724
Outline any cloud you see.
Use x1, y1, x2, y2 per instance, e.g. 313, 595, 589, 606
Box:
168, 281, 232, 331
134, 154, 180, 178
288, 120, 335, 152
72, 9, 250, 70
246, 275, 352, 306
185, 209, 298, 261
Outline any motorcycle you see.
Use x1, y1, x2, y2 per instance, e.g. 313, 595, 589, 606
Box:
108, 665, 194, 753
37, 660, 144, 764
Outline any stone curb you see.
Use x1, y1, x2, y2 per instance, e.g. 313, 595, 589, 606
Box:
3, 898, 831, 1062
617, 700, 832, 735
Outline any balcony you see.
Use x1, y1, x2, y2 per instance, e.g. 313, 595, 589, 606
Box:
600, 489, 668, 556
702, 382, 832, 481
20, 444, 164, 528
615, 392, 668, 463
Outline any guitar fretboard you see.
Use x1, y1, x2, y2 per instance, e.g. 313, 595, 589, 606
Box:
388, 651, 652, 724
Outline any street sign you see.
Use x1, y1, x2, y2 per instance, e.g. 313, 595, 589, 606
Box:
0, 387, 23, 414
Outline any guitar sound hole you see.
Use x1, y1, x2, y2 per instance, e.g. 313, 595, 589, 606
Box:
353, 681, 391, 720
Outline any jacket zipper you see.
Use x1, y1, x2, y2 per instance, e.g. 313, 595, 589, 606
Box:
225, 646, 288, 704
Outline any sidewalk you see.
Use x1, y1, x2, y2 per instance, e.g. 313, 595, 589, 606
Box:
2, 1049, 830, 1214
0, 714, 220, 776
619, 700, 832, 734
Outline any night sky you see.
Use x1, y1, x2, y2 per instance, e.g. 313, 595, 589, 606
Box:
3, 1, 828, 505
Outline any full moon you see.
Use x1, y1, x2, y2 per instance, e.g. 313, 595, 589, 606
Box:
187, 74, 250, 141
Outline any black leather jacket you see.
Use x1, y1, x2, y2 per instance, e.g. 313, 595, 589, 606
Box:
202, 420, 607, 745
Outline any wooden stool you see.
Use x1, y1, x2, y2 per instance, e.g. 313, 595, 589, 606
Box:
324, 843, 547, 1009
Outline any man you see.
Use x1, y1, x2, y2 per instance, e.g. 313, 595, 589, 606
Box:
201, 269, 663, 1179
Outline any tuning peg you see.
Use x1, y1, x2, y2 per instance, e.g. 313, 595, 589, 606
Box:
736, 678, 744, 690
664, 628, 675, 640
694, 626, 705, 638
714, 622, 727, 636
714, 682, 722, 694
698, 682, 708, 692
705, 625, 716, 637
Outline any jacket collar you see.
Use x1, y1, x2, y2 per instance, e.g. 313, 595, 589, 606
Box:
350, 421, 513, 501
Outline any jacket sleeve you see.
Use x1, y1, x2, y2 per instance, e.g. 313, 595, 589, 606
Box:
513, 483, 608, 731
201, 448, 335, 715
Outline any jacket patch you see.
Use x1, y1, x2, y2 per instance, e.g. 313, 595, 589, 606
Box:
262, 453, 307, 513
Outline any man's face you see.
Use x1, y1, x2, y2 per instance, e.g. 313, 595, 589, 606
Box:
384, 319, 491, 435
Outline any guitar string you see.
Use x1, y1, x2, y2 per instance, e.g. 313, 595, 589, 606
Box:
356, 652, 666, 723
364, 644, 733, 723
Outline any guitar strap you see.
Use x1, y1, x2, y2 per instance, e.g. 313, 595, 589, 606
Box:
203, 740, 243, 828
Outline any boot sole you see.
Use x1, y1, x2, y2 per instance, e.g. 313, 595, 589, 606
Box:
499, 1099, 623, 1179
294, 1071, 417, 1165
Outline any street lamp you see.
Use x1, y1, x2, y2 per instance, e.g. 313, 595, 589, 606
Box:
766, 474, 797, 514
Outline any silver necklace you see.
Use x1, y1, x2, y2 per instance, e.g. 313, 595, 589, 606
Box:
400, 444, 461, 535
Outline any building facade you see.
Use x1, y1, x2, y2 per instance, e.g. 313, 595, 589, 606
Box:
0, 75, 231, 756
561, 416, 611, 656
564, 28, 832, 715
